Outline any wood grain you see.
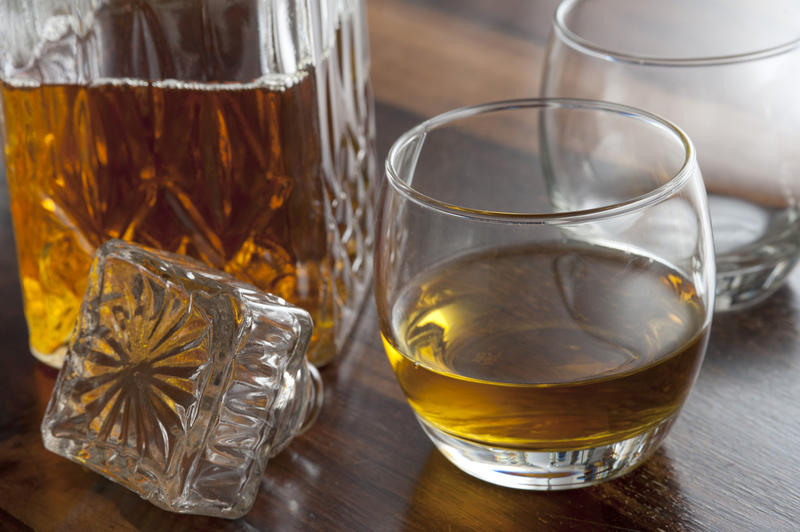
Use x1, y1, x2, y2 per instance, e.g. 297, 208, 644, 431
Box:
368, 0, 557, 114
1, 1, 799, 530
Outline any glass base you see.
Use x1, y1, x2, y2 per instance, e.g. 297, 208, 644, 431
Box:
417, 415, 677, 490
714, 256, 798, 312
709, 194, 800, 312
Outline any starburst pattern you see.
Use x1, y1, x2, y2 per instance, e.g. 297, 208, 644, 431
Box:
42, 241, 317, 517
59, 260, 213, 466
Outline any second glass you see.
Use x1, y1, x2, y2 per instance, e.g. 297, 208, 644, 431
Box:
542, 0, 800, 311
376, 99, 714, 489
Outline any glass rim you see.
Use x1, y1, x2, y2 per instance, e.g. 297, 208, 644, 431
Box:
384, 98, 696, 225
554, 0, 800, 67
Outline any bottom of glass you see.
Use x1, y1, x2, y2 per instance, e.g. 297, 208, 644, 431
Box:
715, 255, 798, 312
417, 414, 677, 490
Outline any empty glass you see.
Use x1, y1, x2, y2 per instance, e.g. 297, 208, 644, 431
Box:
376, 99, 714, 489
542, 0, 800, 311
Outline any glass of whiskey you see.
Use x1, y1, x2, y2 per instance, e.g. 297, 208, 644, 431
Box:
375, 99, 715, 489
41, 240, 322, 518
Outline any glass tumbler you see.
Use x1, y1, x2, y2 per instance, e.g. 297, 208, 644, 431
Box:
0, 0, 376, 367
542, 0, 800, 311
376, 99, 714, 489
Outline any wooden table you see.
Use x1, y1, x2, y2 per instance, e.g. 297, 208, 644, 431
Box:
2, 1, 799, 530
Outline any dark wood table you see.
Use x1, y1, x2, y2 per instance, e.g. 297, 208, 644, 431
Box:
2, 1, 799, 530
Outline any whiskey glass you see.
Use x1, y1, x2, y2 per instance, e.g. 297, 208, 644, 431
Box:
376, 99, 714, 489
542, 0, 800, 311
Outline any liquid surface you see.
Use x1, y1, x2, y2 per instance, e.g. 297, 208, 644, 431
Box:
382, 242, 709, 450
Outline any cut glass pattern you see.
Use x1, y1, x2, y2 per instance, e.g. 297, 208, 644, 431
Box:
1, 0, 376, 368
41, 240, 321, 519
